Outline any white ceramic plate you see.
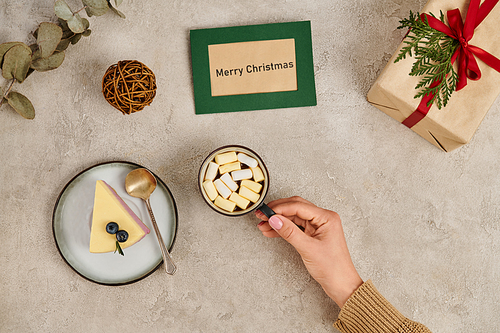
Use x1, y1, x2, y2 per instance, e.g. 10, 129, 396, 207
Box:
53, 161, 178, 285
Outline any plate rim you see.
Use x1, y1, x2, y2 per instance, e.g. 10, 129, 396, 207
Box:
52, 160, 179, 286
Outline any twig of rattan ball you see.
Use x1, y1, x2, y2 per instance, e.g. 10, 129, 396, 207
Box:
102, 60, 157, 115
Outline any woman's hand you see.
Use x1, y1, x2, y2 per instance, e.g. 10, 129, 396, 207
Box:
256, 196, 363, 308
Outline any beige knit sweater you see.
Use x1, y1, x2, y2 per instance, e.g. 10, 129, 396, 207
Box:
334, 280, 432, 333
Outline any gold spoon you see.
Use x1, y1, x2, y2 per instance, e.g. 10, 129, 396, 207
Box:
125, 168, 177, 275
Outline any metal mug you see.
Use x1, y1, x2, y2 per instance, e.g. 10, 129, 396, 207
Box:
198, 145, 275, 218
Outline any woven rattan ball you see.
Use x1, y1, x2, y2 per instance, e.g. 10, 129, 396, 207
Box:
102, 60, 157, 115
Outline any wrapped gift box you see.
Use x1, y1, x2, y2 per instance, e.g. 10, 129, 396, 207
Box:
367, 0, 500, 151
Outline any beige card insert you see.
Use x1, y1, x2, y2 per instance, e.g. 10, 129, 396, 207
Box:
208, 39, 297, 97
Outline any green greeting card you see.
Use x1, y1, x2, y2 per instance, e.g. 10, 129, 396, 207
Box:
190, 21, 316, 114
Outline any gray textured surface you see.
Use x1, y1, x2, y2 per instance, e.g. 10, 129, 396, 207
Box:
1, 0, 499, 332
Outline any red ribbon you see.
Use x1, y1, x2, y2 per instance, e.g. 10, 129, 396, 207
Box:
402, 0, 500, 128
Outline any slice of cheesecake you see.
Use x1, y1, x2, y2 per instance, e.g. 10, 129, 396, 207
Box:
90, 180, 150, 253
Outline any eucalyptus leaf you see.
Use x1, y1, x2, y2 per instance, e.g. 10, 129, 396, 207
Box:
6, 91, 35, 119
56, 38, 71, 51
2, 44, 32, 83
115, 0, 123, 6
82, 29, 92, 37
66, 13, 85, 33
29, 44, 41, 64
0, 42, 23, 66
28, 44, 37, 53
26, 67, 35, 79
109, 5, 126, 19
84, 7, 93, 17
84, 0, 109, 9
58, 19, 74, 39
54, 0, 73, 20
82, 18, 90, 30
58, 17, 69, 28
83, 0, 109, 17
37, 22, 63, 58
31, 51, 65, 72
70, 34, 82, 45
31, 48, 42, 62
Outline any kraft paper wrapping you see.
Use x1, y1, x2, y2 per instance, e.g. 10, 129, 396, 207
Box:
367, 0, 500, 152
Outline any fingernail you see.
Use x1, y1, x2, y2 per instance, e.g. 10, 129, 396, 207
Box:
268, 216, 283, 230
257, 221, 265, 227
255, 210, 264, 218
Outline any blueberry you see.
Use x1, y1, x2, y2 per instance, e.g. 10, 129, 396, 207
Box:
106, 222, 119, 234
116, 230, 129, 243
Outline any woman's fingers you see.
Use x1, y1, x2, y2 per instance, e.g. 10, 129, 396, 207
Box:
257, 221, 273, 231
257, 221, 280, 238
256, 197, 337, 239
256, 196, 315, 224
266, 196, 314, 208
268, 198, 333, 229
262, 230, 280, 238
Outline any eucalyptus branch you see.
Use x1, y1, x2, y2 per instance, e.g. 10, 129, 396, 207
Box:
74, 6, 88, 15
0, 79, 16, 108
0, 0, 126, 119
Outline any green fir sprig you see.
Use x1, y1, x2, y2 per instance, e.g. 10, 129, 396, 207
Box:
395, 11, 460, 109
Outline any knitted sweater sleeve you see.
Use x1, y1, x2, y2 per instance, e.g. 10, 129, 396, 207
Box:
334, 280, 432, 333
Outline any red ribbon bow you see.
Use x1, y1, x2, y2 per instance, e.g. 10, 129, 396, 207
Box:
402, 0, 500, 128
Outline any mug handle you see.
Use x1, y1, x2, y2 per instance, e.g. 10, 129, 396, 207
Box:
258, 203, 276, 218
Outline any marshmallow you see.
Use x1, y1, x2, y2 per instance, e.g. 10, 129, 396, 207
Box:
239, 186, 260, 203
214, 196, 236, 212
214, 179, 231, 199
220, 173, 238, 191
205, 162, 219, 181
219, 161, 241, 174
231, 169, 253, 181
237, 153, 258, 168
202, 180, 218, 201
251, 166, 265, 182
215, 151, 237, 165
240, 179, 262, 194
229, 192, 250, 210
